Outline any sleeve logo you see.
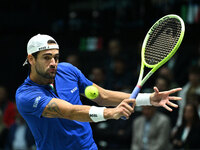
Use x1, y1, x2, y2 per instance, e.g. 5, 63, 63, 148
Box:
33, 96, 41, 108
71, 87, 78, 93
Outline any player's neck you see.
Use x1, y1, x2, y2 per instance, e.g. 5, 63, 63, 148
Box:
30, 72, 54, 85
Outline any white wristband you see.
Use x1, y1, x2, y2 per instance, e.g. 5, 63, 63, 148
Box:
89, 106, 106, 122
136, 93, 152, 106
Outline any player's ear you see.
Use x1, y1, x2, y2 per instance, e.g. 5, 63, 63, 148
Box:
27, 54, 35, 65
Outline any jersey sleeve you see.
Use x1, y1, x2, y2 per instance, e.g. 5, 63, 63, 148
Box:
60, 63, 93, 94
73, 66, 93, 93
16, 87, 52, 118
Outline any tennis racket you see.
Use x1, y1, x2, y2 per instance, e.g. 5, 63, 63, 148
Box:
122, 14, 185, 119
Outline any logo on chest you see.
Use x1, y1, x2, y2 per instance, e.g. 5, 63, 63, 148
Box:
71, 87, 78, 93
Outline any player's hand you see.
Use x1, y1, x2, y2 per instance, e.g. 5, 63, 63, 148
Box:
104, 99, 136, 120
150, 87, 182, 111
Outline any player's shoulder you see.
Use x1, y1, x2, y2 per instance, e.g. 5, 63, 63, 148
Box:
16, 81, 43, 100
57, 62, 79, 74
58, 62, 74, 69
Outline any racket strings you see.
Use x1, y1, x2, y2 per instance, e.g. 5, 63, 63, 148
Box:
145, 18, 182, 65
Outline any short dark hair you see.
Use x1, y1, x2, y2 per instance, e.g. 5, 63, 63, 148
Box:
27, 51, 39, 67
182, 103, 200, 126
47, 39, 56, 44
156, 75, 170, 87
32, 51, 39, 59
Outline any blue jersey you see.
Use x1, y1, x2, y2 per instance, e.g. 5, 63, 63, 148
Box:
16, 63, 98, 150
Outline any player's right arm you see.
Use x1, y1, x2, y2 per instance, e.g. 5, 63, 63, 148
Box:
42, 98, 135, 122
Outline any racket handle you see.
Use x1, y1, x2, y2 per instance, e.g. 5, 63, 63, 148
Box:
130, 85, 141, 99
121, 85, 141, 120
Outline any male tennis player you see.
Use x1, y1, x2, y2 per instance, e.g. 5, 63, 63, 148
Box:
16, 34, 182, 150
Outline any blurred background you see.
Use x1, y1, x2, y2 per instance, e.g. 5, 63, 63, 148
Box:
0, 0, 200, 150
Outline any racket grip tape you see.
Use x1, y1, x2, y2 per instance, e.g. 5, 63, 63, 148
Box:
130, 85, 141, 99
121, 85, 141, 120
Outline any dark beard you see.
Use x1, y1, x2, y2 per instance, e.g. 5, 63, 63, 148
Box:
35, 67, 56, 79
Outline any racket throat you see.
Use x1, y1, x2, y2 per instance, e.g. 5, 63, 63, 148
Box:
136, 85, 142, 89
130, 85, 141, 99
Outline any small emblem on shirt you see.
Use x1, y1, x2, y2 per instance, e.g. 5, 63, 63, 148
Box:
33, 96, 41, 108
71, 87, 78, 93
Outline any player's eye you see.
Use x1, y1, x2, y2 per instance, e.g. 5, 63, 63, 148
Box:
54, 56, 59, 62
44, 56, 51, 60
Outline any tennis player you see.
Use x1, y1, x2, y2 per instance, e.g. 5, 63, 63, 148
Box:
15, 34, 182, 150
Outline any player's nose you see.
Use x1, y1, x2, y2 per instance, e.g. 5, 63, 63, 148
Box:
50, 58, 57, 66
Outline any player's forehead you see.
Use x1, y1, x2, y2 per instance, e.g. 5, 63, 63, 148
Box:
38, 49, 59, 56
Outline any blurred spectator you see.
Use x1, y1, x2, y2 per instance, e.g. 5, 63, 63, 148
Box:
108, 39, 122, 59
150, 0, 173, 14
3, 103, 17, 129
0, 85, 16, 149
176, 65, 200, 127
89, 67, 109, 89
0, 107, 7, 150
158, 66, 179, 89
197, 41, 200, 66
155, 75, 170, 91
0, 85, 8, 113
5, 110, 35, 150
171, 103, 200, 150
107, 57, 132, 91
82, 66, 109, 106
91, 117, 133, 150
192, 41, 200, 67
188, 93, 200, 117
0, 86, 16, 128
131, 106, 171, 150
65, 53, 81, 69
104, 39, 128, 73
147, 75, 178, 127
89, 66, 134, 150
89, 65, 132, 149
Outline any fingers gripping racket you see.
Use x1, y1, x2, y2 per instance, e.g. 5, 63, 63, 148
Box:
122, 14, 185, 119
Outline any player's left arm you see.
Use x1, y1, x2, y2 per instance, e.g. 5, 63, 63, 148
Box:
92, 83, 130, 106
92, 84, 182, 111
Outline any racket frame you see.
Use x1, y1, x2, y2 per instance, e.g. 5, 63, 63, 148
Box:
137, 14, 185, 87
122, 14, 185, 119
